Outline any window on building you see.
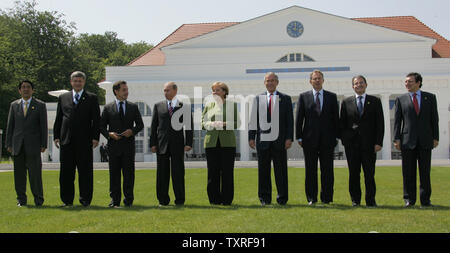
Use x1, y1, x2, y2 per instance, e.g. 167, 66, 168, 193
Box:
136, 101, 152, 116
135, 140, 143, 153
276, 53, 315, 62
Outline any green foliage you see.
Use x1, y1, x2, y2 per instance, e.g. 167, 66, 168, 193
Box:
0, 1, 152, 156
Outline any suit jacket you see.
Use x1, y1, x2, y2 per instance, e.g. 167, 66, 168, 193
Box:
149, 100, 193, 155
248, 91, 294, 150
339, 94, 384, 150
53, 90, 100, 146
6, 98, 48, 156
202, 101, 240, 148
100, 100, 144, 156
393, 91, 439, 150
295, 89, 339, 149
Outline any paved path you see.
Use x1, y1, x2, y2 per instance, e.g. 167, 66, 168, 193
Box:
1, 160, 449, 172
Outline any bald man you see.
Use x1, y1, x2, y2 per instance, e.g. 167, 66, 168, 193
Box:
150, 82, 193, 206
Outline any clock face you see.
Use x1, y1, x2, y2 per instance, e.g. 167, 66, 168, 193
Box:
286, 21, 304, 38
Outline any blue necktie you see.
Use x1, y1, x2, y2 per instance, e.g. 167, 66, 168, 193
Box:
357, 96, 363, 117
315, 92, 321, 115
74, 93, 80, 105
119, 101, 125, 119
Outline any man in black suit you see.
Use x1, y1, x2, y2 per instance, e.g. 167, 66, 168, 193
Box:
6, 80, 47, 207
150, 82, 193, 206
249, 72, 294, 206
340, 75, 384, 207
394, 72, 439, 208
54, 71, 100, 207
100, 80, 144, 208
296, 70, 339, 205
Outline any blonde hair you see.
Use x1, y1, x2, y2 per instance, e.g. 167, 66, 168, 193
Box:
211, 82, 229, 98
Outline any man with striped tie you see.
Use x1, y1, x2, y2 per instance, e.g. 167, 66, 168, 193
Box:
150, 82, 193, 206
53, 71, 100, 207
394, 72, 439, 208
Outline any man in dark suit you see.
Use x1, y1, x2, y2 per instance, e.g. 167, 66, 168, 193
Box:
249, 72, 294, 206
150, 82, 193, 206
340, 75, 384, 207
296, 70, 339, 205
53, 71, 100, 207
6, 80, 47, 207
394, 72, 439, 208
100, 80, 144, 208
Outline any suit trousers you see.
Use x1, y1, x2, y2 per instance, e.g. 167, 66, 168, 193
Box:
344, 145, 376, 205
303, 146, 334, 203
205, 140, 236, 205
401, 148, 432, 205
108, 153, 135, 206
257, 143, 288, 205
59, 141, 93, 206
13, 144, 44, 205
156, 145, 185, 205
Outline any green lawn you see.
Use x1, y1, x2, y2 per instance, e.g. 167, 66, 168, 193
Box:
0, 166, 448, 233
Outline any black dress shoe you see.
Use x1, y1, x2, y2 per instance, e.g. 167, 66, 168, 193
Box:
352, 202, 360, 207
308, 201, 316, 206
404, 201, 415, 208
17, 203, 26, 207
421, 203, 433, 208
261, 201, 270, 206
60, 203, 73, 208
366, 203, 377, 208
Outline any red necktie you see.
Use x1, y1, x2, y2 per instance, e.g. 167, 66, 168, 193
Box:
413, 93, 419, 115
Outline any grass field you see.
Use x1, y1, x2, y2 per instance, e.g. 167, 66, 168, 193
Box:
0, 166, 448, 233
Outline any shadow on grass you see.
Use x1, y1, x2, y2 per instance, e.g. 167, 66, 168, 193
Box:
24, 203, 450, 211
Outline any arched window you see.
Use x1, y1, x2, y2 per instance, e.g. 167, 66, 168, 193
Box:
136, 101, 152, 116
276, 53, 314, 62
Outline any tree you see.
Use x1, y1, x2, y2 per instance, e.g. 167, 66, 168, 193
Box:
0, 1, 152, 157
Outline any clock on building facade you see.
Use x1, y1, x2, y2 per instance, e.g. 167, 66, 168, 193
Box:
286, 21, 304, 38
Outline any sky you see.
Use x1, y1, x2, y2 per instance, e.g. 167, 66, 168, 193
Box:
0, 0, 449, 45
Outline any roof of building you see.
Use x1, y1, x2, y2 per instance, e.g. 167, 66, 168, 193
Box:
353, 16, 450, 58
128, 22, 239, 66
128, 16, 450, 66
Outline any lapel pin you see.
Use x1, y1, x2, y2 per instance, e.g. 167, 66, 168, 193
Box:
32, 106, 35, 110
367, 101, 370, 105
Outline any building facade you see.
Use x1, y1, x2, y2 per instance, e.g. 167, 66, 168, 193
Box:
88, 6, 449, 162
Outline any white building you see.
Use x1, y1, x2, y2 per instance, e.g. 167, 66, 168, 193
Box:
49, 6, 450, 162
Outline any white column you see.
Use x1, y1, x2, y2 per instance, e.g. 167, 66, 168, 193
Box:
52, 141, 60, 163
434, 92, 449, 159
381, 93, 391, 160
240, 130, 249, 161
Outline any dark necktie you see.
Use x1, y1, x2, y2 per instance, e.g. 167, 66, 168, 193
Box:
315, 92, 321, 115
412, 93, 419, 115
74, 93, 80, 105
168, 101, 173, 116
357, 96, 363, 117
119, 101, 125, 119
268, 93, 273, 115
